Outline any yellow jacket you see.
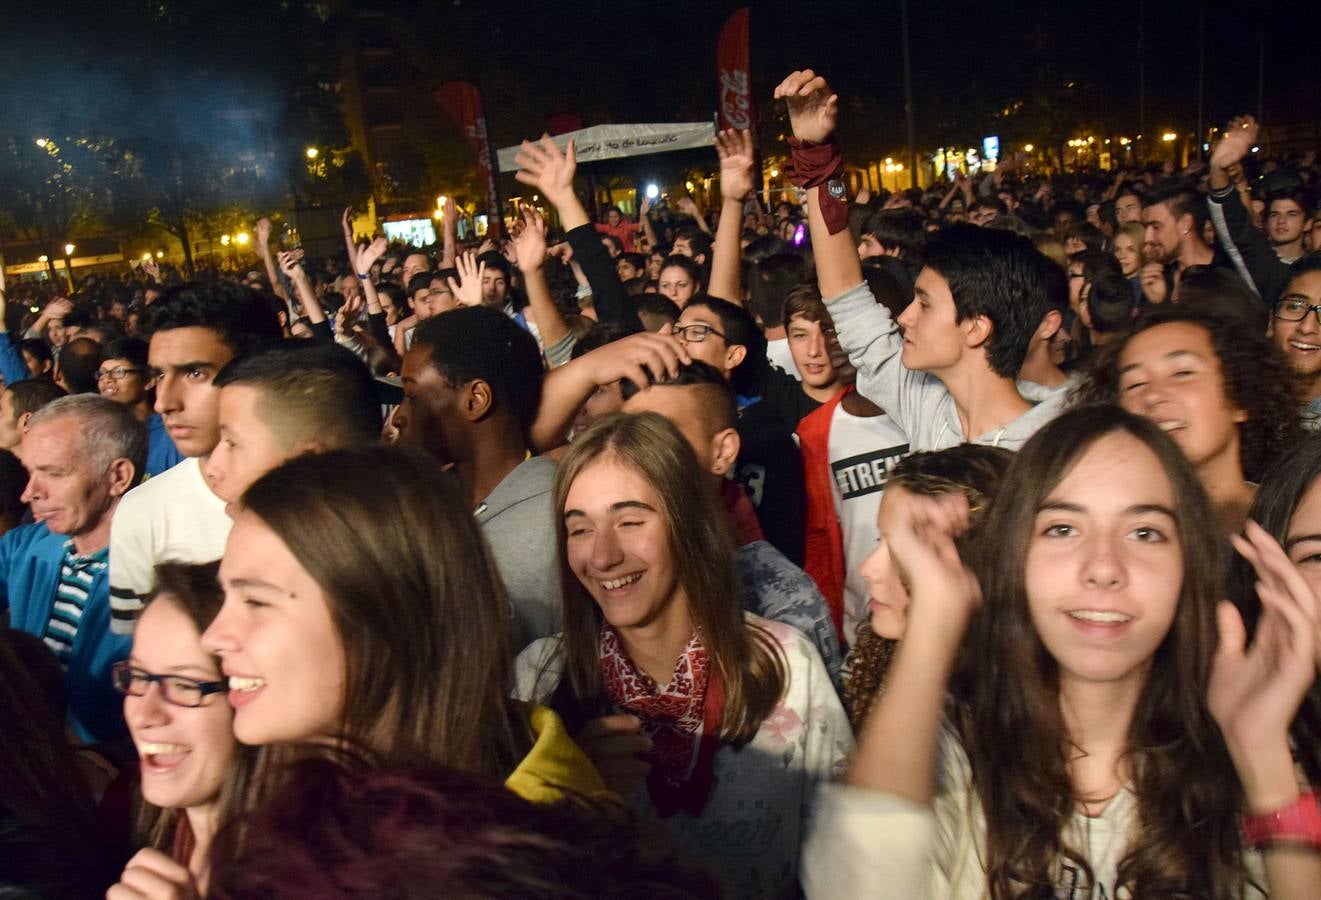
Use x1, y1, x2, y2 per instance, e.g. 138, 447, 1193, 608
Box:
504, 704, 611, 804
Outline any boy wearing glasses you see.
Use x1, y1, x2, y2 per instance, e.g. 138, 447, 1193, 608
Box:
1267, 255, 1321, 426
97, 336, 183, 478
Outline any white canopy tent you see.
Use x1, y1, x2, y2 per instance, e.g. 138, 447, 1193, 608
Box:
496, 122, 715, 171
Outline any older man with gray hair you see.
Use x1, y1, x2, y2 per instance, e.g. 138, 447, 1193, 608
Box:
0, 394, 145, 743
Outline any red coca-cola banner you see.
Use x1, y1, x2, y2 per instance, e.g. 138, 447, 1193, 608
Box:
717, 7, 752, 132
434, 80, 501, 235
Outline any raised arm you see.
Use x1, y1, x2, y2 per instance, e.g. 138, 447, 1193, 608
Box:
530, 329, 690, 451
676, 196, 712, 236
772, 70, 862, 298
638, 193, 659, 250
511, 205, 570, 352
255, 217, 289, 303
278, 250, 331, 343
355, 236, 392, 346
708, 128, 756, 304
846, 493, 980, 801
440, 196, 458, 269
1213, 523, 1321, 898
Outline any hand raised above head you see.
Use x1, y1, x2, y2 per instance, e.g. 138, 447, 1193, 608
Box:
772, 69, 838, 145
715, 128, 756, 203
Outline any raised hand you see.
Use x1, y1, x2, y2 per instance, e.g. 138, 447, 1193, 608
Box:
141, 258, 160, 283
341, 206, 354, 243
581, 325, 691, 390
1140, 261, 1167, 304
676, 196, 702, 219
1213, 522, 1318, 806
1212, 116, 1259, 171
513, 135, 579, 206
335, 288, 365, 334
715, 128, 756, 203
255, 217, 273, 249
510, 205, 549, 273
639, 192, 653, 217
447, 250, 486, 307
356, 235, 389, 274
883, 492, 982, 639
773, 69, 839, 145
45, 297, 74, 319
276, 248, 306, 279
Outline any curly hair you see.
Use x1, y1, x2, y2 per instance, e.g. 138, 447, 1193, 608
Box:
839, 444, 1012, 732
1074, 301, 1303, 481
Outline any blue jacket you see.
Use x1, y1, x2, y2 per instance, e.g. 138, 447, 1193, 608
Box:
0, 523, 129, 743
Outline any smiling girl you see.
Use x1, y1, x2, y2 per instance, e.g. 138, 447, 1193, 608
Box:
517, 412, 851, 898
108, 562, 248, 899
806, 405, 1319, 898
1078, 302, 1301, 535
201, 446, 605, 806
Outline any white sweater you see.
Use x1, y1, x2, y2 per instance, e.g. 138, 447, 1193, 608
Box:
516, 615, 854, 899
802, 727, 1267, 899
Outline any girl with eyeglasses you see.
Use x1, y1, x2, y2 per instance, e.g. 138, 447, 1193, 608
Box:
108, 561, 250, 898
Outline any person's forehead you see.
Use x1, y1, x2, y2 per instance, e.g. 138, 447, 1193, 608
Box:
1269, 198, 1303, 214
679, 307, 720, 328
148, 326, 233, 365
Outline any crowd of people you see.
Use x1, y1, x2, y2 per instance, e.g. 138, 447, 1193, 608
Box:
1, 67, 1320, 898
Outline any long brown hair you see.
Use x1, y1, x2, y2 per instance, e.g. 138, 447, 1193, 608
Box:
551, 412, 784, 745
958, 405, 1251, 898
239, 445, 531, 778
133, 562, 257, 858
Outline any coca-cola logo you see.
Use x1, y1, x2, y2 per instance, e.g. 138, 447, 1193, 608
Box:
720, 69, 751, 129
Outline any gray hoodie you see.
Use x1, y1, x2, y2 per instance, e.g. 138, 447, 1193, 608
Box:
828, 282, 1069, 450
476, 455, 562, 650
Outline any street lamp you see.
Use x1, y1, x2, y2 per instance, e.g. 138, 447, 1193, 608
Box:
305, 147, 319, 160
64, 243, 75, 256
220, 234, 232, 246
35, 137, 48, 148
1161, 132, 1177, 142
1024, 144, 1034, 152
235, 232, 250, 246
62, 244, 75, 291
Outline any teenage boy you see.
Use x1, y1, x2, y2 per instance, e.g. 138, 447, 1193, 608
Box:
108, 281, 282, 634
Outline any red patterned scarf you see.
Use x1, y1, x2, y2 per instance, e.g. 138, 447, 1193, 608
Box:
598, 625, 725, 817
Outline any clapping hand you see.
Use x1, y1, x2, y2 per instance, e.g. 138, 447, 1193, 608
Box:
1211, 522, 1318, 804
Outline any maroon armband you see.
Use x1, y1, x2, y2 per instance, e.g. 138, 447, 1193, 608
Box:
783, 137, 848, 235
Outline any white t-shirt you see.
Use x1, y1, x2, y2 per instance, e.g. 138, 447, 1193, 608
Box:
109, 457, 232, 634
765, 338, 801, 381
827, 405, 909, 643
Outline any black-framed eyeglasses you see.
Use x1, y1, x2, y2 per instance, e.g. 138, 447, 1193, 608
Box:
112, 661, 227, 708
1273, 298, 1321, 323
95, 366, 143, 381
672, 322, 727, 344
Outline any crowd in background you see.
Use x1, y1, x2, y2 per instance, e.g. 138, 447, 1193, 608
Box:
0, 68, 1320, 899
